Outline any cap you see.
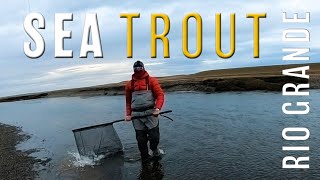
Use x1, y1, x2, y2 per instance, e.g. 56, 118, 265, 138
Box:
133, 61, 145, 71
133, 60, 144, 68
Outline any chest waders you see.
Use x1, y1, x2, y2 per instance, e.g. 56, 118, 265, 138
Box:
131, 76, 160, 160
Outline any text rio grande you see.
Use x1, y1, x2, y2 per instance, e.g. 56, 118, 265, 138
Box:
281, 12, 311, 169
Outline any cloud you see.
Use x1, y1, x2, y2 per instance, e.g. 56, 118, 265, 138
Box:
30, 62, 132, 82
0, 0, 318, 96
202, 59, 230, 65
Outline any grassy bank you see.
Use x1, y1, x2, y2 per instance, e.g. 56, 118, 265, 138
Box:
0, 63, 319, 103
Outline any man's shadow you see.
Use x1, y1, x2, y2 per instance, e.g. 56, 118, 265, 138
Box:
138, 157, 164, 180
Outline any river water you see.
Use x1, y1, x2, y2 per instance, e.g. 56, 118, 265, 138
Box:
0, 91, 319, 179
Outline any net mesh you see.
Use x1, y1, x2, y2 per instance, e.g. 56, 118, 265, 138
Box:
73, 123, 123, 157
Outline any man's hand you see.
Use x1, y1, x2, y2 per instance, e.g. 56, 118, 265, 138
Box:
125, 115, 132, 121
153, 108, 160, 117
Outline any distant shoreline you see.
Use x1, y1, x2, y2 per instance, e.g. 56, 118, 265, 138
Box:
1, 63, 319, 103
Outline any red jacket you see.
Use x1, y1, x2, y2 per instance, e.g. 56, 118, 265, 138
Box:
125, 71, 164, 116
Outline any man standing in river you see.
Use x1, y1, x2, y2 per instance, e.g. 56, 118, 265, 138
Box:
125, 60, 165, 162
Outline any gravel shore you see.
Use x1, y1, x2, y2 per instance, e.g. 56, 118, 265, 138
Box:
0, 123, 39, 180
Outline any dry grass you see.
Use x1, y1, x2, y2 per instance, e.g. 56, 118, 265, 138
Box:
158, 63, 320, 82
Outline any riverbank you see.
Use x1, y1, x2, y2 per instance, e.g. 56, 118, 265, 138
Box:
0, 123, 39, 179
0, 63, 319, 103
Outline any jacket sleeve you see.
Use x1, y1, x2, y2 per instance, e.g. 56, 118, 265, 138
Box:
125, 81, 132, 116
150, 77, 164, 109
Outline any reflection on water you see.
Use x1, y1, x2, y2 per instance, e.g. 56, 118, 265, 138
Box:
139, 158, 164, 180
57, 154, 125, 180
55, 153, 164, 180
0, 91, 320, 179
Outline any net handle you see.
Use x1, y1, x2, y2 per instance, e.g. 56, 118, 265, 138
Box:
112, 110, 173, 124
72, 110, 173, 132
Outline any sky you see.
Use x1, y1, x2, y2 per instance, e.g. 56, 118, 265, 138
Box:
0, 0, 319, 97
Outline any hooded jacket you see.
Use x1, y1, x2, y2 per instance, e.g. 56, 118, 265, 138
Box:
125, 70, 164, 116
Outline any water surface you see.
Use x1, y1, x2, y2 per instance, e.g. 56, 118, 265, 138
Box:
0, 91, 319, 179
